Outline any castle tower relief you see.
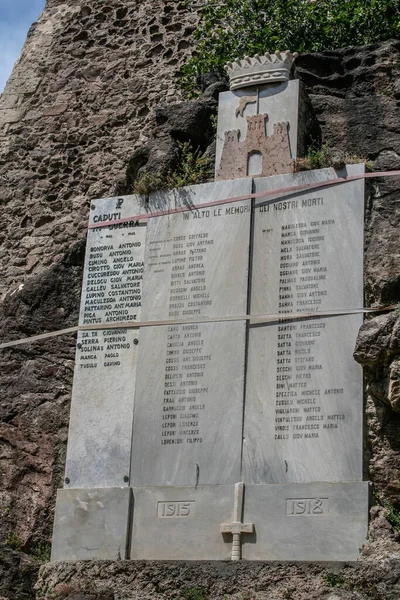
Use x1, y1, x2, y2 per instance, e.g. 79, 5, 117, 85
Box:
216, 113, 293, 180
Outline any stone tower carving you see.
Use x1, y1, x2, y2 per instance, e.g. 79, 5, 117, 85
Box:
216, 113, 293, 180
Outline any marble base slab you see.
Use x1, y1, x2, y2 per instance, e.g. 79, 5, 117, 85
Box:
242, 482, 370, 561
130, 485, 233, 560
51, 488, 132, 561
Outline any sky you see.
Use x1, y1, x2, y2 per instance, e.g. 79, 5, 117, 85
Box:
0, 0, 45, 92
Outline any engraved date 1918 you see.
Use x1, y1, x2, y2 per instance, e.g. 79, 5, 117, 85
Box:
286, 497, 329, 516
157, 500, 195, 518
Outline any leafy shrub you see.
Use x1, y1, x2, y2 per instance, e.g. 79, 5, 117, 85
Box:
383, 499, 400, 531
181, 588, 208, 600
295, 144, 369, 171
4, 532, 23, 550
31, 541, 51, 564
181, 0, 400, 96
322, 572, 345, 587
133, 141, 213, 197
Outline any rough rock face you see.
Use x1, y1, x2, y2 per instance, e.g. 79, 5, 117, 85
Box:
0, 548, 38, 600
296, 41, 400, 307
1, 2, 400, 596
0, 241, 84, 558
37, 560, 400, 600
125, 87, 221, 191
354, 312, 400, 505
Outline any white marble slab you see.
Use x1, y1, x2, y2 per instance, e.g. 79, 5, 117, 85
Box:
251, 164, 365, 315
65, 194, 146, 488
141, 179, 252, 321
129, 181, 252, 488
130, 320, 246, 486
51, 487, 132, 561
242, 482, 370, 561
130, 485, 233, 560
243, 314, 364, 483
243, 166, 365, 484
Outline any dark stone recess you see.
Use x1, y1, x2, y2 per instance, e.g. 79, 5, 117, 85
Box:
0, 547, 39, 600
125, 85, 223, 192
37, 559, 400, 600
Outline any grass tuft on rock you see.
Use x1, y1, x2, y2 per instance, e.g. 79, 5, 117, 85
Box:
133, 141, 213, 198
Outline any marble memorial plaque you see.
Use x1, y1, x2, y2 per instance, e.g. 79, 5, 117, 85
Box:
65, 194, 146, 488
51, 487, 132, 561
141, 178, 252, 321
242, 482, 370, 561
130, 320, 246, 486
251, 165, 364, 314
243, 165, 364, 483
130, 180, 252, 487
130, 485, 233, 560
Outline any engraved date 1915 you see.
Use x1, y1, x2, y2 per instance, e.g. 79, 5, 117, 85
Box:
157, 500, 195, 518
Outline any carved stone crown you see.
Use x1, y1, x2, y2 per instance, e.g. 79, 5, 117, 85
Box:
225, 50, 299, 91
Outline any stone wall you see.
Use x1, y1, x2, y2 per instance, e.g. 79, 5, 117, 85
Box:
0, 0, 203, 297
37, 559, 400, 600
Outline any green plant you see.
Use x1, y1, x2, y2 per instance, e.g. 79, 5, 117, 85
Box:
180, 0, 400, 96
322, 572, 345, 588
133, 171, 165, 197
167, 141, 213, 189
210, 113, 218, 137
352, 581, 385, 600
4, 531, 23, 550
383, 499, 400, 531
181, 588, 208, 600
374, 489, 400, 531
296, 144, 368, 171
296, 145, 331, 171
31, 541, 51, 564
133, 141, 213, 197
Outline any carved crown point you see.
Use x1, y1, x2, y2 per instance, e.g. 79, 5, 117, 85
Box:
225, 50, 299, 91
